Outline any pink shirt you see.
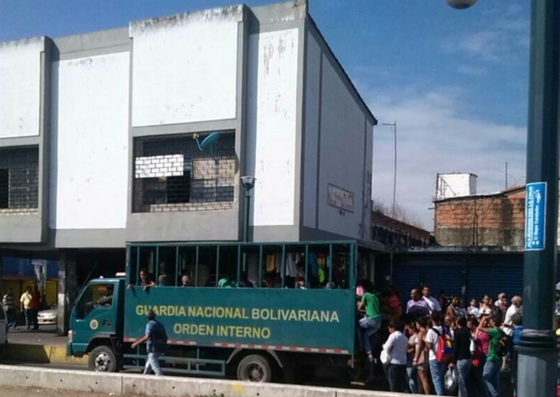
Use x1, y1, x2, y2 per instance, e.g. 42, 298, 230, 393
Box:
476, 330, 490, 354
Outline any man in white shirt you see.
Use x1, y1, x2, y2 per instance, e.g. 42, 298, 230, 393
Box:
503, 295, 522, 337
425, 311, 448, 395
422, 285, 442, 314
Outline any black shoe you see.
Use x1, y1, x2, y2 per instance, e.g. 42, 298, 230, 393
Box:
26, 326, 30, 330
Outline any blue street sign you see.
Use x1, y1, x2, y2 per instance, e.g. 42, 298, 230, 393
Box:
525, 182, 547, 251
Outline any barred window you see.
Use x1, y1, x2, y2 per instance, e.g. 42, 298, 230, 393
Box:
0, 146, 39, 214
133, 132, 236, 213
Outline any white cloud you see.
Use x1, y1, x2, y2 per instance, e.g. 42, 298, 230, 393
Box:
442, 3, 529, 75
368, 87, 526, 230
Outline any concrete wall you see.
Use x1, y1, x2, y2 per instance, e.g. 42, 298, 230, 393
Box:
0, 365, 401, 397
49, 52, 130, 231
302, 26, 373, 241
302, 28, 321, 230
246, 28, 299, 228
130, 6, 242, 127
0, 38, 43, 139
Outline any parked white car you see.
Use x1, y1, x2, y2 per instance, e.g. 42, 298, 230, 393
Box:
37, 304, 58, 326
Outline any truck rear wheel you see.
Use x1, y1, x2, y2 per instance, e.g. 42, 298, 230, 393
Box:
89, 345, 118, 372
236, 354, 272, 382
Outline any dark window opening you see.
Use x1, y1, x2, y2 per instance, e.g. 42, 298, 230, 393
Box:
0, 146, 39, 212
0, 169, 8, 209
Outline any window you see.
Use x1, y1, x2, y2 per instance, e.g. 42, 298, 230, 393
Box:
0, 169, 8, 209
0, 146, 39, 212
75, 283, 114, 319
132, 132, 236, 213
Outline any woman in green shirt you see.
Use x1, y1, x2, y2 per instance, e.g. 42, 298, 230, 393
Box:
478, 315, 503, 397
357, 281, 382, 359
357, 281, 382, 383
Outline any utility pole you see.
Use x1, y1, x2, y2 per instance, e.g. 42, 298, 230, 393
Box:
517, 1, 560, 396
382, 122, 397, 219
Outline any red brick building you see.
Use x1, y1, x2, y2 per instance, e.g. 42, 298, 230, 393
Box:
434, 185, 525, 249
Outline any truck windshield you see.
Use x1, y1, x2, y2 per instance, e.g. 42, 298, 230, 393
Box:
75, 283, 114, 319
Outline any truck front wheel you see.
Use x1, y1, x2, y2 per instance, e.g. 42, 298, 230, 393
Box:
236, 354, 272, 383
89, 345, 118, 372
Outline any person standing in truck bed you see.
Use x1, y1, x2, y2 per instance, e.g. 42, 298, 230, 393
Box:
128, 268, 156, 291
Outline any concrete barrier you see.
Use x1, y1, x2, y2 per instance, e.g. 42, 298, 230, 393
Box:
0, 365, 422, 397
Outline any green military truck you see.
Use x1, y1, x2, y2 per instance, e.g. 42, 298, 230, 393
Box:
67, 240, 375, 383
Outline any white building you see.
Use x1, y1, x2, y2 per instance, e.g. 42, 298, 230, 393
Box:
0, 0, 377, 330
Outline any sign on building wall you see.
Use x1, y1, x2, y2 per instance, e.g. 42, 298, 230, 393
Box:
327, 184, 354, 213
525, 181, 547, 251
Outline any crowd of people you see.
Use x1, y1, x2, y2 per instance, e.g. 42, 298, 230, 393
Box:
356, 282, 524, 397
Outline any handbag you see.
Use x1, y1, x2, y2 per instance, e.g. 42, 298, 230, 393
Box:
380, 348, 391, 364
444, 367, 459, 394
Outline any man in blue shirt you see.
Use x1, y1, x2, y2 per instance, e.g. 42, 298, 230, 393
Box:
131, 309, 168, 376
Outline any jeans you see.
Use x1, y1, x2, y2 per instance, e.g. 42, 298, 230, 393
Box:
24, 308, 32, 327
5, 308, 16, 327
406, 363, 418, 393
429, 359, 446, 395
457, 359, 472, 397
359, 317, 381, 355
384, 363, 407, 392
144, 352, 162, 376
483, 358, 501, 397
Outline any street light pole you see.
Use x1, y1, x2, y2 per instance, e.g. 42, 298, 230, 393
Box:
446, 0, 558, 393
382, 122, 397, 218
240, 176, 256, 242
517, 1, 560, 396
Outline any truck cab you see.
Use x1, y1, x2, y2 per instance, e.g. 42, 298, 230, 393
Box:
68, 278, 125, 370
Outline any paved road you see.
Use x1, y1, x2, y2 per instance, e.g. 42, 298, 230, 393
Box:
7, 325, 66, 345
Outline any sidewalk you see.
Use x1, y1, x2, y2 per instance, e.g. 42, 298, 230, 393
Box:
1, 325, 87, 365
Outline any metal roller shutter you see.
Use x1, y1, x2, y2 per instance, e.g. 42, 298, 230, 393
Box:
466, 266, 523, 302
422, 266, 463, 298
392, 265, 422, 296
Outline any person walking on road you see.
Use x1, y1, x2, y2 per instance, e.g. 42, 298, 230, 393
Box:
3, 289, 17, 328
30, 285, 41, 329
131, 309, 168, 376
19, 286, 33, 329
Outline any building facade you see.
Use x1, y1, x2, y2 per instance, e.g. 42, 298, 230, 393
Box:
434, 186, 525, 249
0, 1, 377, 331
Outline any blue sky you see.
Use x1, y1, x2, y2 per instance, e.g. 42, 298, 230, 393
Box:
0, 0, 530, 230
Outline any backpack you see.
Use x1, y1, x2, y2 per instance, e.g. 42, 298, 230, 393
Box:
433, 327, 453, 362
494, 329, 512, 358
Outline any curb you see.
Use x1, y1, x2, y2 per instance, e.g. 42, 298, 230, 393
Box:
0, 364, 414, 397
1, 343, 88, 365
